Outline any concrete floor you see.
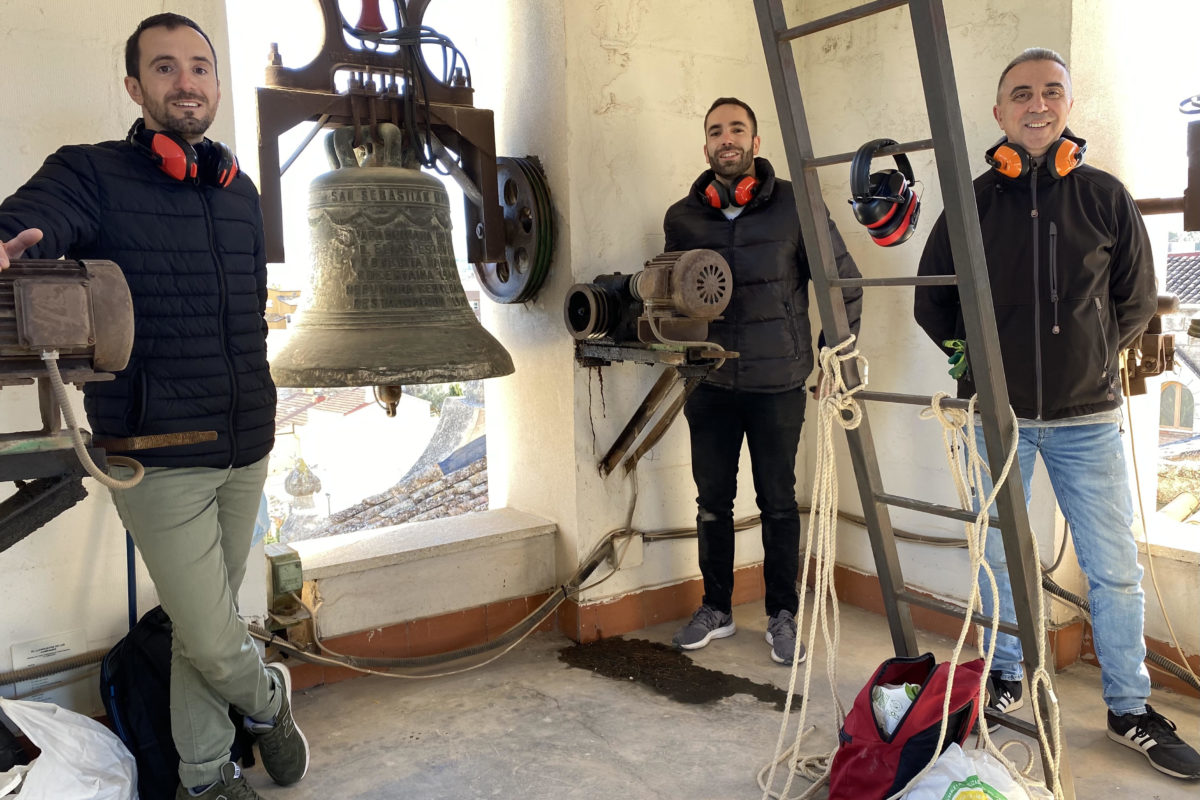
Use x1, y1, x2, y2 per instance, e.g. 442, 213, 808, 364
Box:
248, 598, 1200, 799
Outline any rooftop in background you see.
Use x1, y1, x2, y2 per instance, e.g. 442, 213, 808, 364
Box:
1166, 251, 1200, 306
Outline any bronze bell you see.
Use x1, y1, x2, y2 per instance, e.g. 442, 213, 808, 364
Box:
270, 123, 514, 410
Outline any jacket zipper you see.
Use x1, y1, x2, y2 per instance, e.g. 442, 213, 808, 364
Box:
1049, 221, 1060, 335
1030, 166, 1042, 419
1094, 297, 1111, 384
201, 186, 240, 465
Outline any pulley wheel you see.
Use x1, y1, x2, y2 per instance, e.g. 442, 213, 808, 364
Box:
474, 156, 555, 303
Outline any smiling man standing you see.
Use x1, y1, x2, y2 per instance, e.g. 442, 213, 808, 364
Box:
664, 97, 861, 665
915, 48, 1200, 781
0, 13, 307, 799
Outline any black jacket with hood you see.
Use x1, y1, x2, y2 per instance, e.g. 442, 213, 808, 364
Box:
914, 139, 1155, 420
663, 157, 862, 393
0, 130, 276, 468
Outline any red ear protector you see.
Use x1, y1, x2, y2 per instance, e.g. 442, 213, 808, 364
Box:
849, 138, 921, 247
704, 173, 759, 209
984, 135, 1086, 180
127, 120, 238, 188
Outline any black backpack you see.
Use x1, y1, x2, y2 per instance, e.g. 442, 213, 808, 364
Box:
99, 605, 256, 799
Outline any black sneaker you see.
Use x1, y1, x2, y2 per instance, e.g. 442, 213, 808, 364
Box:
246, 662, 310, 786
765, 609, 806, 665
1107, 704, 1200, 780
175, 762, 263, 799
672, 604, 735, 650
979, 670, 1024, 733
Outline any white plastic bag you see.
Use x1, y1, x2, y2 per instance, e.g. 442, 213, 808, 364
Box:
0, 697, 137, 800
872, 681, 921, 736
902, 743, 1052, 800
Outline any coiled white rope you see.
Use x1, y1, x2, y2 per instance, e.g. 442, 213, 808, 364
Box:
757, 336, 866, 800
901, 393, 1064, 800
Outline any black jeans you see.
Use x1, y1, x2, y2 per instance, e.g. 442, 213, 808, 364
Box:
683, 383, 806, 618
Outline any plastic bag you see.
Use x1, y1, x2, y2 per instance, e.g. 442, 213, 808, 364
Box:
0, 697, 137, 800
872, 681, 921, 736
901, 743, 1052, 800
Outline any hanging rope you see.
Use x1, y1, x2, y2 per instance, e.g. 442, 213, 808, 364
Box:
757, 336, 866, 800
898, 393, 1065, 800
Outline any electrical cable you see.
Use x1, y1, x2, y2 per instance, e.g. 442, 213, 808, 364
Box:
39, 351, 143, 490
1121, 353, 1200, 692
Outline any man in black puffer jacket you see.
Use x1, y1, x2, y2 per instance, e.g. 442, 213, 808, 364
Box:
665, 97, 862, 666
915, 48, 1199, 781
0, 14, 308, 800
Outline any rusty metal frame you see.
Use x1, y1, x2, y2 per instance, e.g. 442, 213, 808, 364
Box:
256, 0, 503, 263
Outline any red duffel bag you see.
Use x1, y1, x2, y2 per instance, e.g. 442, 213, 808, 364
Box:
827, 653, 984, 800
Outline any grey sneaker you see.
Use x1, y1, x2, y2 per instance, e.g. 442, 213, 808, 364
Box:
175, 761, 263, 799
246, 662, 310, 786
672, 604, 736, 650
766, 609, 805, 665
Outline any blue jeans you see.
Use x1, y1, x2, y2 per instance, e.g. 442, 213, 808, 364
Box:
974, 422, 1150, 715
683, 384, 806, 618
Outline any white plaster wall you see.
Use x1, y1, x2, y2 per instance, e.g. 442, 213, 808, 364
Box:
0, 1, 264, 715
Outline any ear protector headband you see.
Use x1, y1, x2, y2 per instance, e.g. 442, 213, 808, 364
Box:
849, 138, 921, 247
127, 120, 238, 188
704, 174, 759, 209
985, 134, 1086, 180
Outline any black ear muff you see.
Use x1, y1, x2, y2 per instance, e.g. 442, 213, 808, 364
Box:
127, 119, 238, 187
849, 138, 921, 247
703, 173, 758, 209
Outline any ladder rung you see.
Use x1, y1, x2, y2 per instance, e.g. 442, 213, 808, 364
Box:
876, 492, 1000, 528
776, 0, 909, 42
828, 275, 956, 288
983, 711, 1040, 738
895, 590, 1020, 637
805, 138, 934, 169
856, 390, 970, 409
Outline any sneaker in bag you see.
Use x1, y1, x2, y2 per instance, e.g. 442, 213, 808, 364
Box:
765, 609, 806, 666
246, 662, 310, 786
672, 604, 735, 650
175, 761, 263, 800
1107, 704, 1200, 780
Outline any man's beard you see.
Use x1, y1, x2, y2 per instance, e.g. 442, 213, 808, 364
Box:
708, 147, 753, 179
144, 93, 214, 138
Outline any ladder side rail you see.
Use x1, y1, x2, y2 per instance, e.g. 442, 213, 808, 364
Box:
907, 2, 1073, 794
754, 0, 919, 658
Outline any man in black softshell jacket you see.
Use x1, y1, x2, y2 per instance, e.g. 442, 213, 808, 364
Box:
0, 14, 309, 799
664, 97, 862, 666
914, 48, 1199, 781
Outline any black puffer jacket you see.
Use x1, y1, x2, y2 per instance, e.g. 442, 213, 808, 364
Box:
914, 157, 1155, 420
663, 158, 862, 392
0, 134, 275, 468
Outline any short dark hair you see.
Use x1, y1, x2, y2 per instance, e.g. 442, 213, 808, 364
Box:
125, 13, 217, 81
996, 47, 1069, 100
705, 97, 757, 137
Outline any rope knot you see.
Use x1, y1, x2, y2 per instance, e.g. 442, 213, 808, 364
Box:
816, 335, 867, 430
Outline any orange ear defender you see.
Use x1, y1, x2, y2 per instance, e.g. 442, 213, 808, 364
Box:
985, 135, 1086, 180
704, 174, 759, 209
127, 119, 239, 188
